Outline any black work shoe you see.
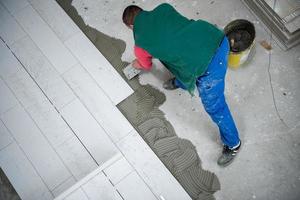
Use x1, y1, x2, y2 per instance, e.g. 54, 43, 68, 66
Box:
163, 78, 179, 90
217, 141, 241, 167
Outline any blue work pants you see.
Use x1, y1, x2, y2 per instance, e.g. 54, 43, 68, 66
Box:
175, 37, 240, 148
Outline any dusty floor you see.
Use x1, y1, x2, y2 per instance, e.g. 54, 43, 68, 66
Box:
69, 0, 300, 199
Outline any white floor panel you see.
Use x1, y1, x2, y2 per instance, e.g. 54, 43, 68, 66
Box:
60, 99, 119, 165
0, 39, 49, 109
117, 130, 192, 200
0, 0, 29, 14
26, 101, 73, 148
63, 64, 133, 143
0, 142, 53, 200
0, 3, 26, 46
115, 171, 157, 200
52, 176, 77, 198
13, 5, 77, 74
54, 154, 123, 200
56, 136, 98, 180
11, 36, 76, 110
64, 188, 89, 200
82, 172, 123, 200
4, 67, 48, 109
28, 0, 79, 42
0, 78, 18, 114
64, 32, 133, 105
1, 104, 71, 190
0, 120, 13, 150
0, 40, 22, 78
103, 156, 134, 185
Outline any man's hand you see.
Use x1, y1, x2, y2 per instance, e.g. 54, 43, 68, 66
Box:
132, 59, 143, 69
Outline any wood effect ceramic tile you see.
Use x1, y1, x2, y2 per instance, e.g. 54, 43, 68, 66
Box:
0, 119, 13, 150
0, 78, 18, 114
64, 32, 133, 105
0, 0, 29, 14
64, 188, 89, 200
1, 105, 71, 190
60, 99, 119, 165
11, 36, 75, 110
0, 4, 26, 46
0, 39, 22, 78
4, 67, 48, 109
115, 171, 157, 200
63, 64, 133, 143
52, 176, 77, 198
26, 101, 73, 148
117, 130, 191, 200
103, 156, 133, 185
82, 172, 123, 200
28, 0, 79, 42
56, 136, 98, 180
0, 142, 53, 200
13, 5, 77, 74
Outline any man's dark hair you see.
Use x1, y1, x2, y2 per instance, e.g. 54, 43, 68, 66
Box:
122, 5, 143, 26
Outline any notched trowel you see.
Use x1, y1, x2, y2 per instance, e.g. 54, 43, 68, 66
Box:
123, 63, 141, 80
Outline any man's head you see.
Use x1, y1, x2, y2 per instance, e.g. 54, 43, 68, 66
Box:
122, 5, 143, 29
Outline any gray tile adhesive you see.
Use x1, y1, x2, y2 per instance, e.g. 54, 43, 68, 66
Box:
56, 1, 221, 199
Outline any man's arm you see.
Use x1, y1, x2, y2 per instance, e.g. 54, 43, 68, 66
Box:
133, 46, 153, 70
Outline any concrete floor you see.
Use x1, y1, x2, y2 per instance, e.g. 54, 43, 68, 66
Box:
72, 0, 300, 199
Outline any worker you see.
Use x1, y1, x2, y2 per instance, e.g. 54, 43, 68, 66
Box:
122, 3, 241, 167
